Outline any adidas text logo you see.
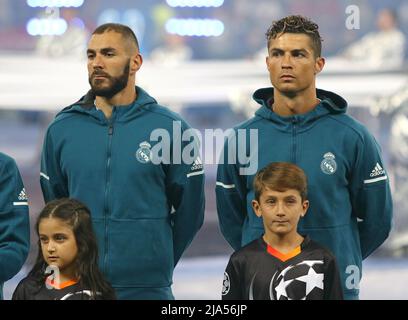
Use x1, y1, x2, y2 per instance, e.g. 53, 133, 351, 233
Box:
191, 157, 203, 171
370, 163, 385, 177
18, 188, 28, 201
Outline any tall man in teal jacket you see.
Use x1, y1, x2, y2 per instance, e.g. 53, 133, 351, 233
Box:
40, 23, 205, 299
216, 15, 393, 299
0, 153, 30, 299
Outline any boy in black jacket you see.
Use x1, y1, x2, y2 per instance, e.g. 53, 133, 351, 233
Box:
222, 162, 343, 300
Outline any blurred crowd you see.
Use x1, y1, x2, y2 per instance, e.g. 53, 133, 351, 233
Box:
0, 0, 407, 64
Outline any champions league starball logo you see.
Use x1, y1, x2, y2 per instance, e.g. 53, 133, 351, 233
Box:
222, 272, 230, 295
271, 260, 324, 300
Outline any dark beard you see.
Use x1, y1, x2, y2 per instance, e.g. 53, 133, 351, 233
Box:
89, 60, 130, 98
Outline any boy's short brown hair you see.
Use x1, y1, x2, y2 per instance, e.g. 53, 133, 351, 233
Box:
253, 162, 308, 201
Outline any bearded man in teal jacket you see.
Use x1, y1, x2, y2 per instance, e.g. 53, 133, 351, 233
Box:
216, 15, 393, 300
40, 23, 205, 300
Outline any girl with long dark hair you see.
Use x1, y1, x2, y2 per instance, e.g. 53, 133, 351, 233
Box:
13, 198, 115, 300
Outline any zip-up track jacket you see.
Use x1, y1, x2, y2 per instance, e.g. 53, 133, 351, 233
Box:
0, 153, 30, 299
216, 87, 393, 299
41, 86, 205, 299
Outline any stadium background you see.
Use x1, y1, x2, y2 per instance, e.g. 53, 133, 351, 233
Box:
1, 0, 408, 299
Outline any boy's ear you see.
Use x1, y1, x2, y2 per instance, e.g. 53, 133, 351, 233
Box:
252, 200, 262, 217
300, 200, 309, 218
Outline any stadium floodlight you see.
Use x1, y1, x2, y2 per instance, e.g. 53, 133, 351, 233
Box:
166, 0, 224, 8
26, 18, 68, 36
165, 18, 224, 37
27, 0, 84, 8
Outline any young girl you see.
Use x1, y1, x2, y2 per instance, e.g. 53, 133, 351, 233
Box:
12, 198, 116, 300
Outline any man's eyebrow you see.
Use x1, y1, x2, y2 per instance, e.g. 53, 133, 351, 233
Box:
87, 47, 117, 53
100, 47, 117, 53
270, 48, 309, 53
291, 49, 309, 53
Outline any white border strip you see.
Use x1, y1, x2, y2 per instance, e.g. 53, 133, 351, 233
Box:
40, 172, 50, 180
187, 170, 204, 178
216, 181, 236, 189
364, 176, 387, 184
13, 202, 28, 206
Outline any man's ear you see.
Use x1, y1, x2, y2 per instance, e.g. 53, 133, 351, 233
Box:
252, 200, 262, 218
130, 53, 143, 75
266, 56, 271, 72
314, 57, 325, 74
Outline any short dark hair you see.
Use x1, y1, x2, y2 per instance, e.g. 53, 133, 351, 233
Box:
253, 162, 308, 202
266, 15, 323, 57
93, 23, 139, 51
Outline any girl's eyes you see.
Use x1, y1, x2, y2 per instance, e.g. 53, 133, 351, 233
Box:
54, 235, 67, 241
39, 235, 67, 243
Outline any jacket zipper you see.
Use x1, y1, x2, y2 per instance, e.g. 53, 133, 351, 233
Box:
292, 117, 297, 163
103, 108, 115, 274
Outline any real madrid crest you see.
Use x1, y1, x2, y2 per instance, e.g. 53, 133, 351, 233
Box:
320, 152, 337, 175
136, 141, 152, 164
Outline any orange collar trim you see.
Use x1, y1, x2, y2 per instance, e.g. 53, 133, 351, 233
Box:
267, 245, 301, 262
46, 278, 78, 290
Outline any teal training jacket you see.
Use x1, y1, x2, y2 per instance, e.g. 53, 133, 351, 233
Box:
0, 153, 30, 299
216, 88, 393, 299
40, 86, 205, 299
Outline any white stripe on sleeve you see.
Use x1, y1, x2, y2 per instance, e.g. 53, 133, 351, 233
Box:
40, 172, 50, 180
187, 170, 204, 178
364, 175, 387, 184
13, 202, 28, 206
216, 181, 236, 189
